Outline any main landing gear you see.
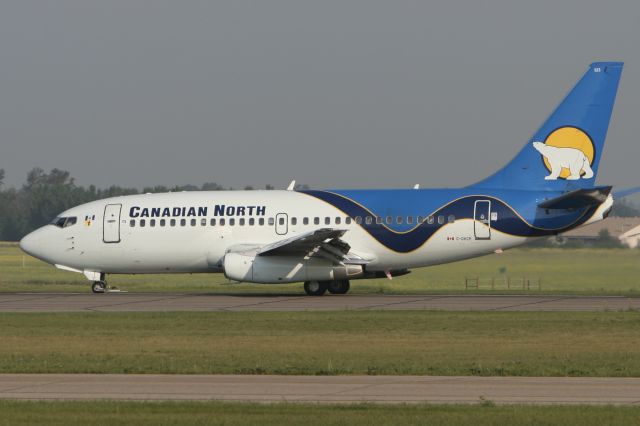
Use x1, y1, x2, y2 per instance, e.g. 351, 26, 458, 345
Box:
303, 280, 350, 296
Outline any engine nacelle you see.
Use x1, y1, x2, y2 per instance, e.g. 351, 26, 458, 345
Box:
223, 252, 364, 284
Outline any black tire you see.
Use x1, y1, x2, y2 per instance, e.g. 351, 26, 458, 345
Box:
327, 280, 350, 295
304, 281, 328, 296
91, 281, 106, 294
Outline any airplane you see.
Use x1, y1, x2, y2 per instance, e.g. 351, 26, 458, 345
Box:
20, 62, 631, 295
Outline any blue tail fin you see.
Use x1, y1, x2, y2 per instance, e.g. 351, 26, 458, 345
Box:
469, 62, 623, 191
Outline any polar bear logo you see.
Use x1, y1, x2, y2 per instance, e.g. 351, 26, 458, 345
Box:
532, 141, 594, 180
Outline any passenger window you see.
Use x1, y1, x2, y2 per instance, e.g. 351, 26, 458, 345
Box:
150, 219, 156, 227
303, 217, 309, 225
130, 220, 135, 227
345, 217, 351, 225
160, 219, 166, 227
291, 217, 297, 225
201, 218, 207, 226
239, 218, 245, 226
386, 216, 393, 225
407, 216, 413, 225
437, 215, 444, 225
314, 217, 320, 225
170, 219, 176, 227
249, 218, 255, 226
229, 218, 235, 226
140, 219, 146, 227
210, 218, 216, 226
325, 217, 330, 225
417, 216, 424, 224
448, 215, 455, 223
427, 216, 434, 225
376, 217, 383, 225
180, 219, 186, 226
335, 217, 341, 225
259, 218, 264, 226
365, 216, 372, 225
268, 218, 275, 226
191, 218, 196, 226
220, 218, 226, 226
355, 216, 362, 225
396, 216, 403, 224
279, 217, 285, 226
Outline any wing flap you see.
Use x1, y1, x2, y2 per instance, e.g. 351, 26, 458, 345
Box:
257, 228, 347, 256
227, 228, 370, 266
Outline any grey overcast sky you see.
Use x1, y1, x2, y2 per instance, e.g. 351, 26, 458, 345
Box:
1, 1, 639, 190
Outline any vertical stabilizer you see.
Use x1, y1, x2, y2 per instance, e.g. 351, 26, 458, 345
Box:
469, 62, 623, 190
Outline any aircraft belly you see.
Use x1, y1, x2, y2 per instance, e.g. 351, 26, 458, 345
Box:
78, 232, 215, 273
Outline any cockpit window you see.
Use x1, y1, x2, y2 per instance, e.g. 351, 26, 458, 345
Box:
50, 216, 77, 228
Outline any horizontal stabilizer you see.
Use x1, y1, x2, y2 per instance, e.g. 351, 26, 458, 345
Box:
613, 186, 640, 199
538, 186, 612, 210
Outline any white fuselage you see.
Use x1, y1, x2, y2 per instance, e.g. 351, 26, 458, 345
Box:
19, 189, 612, 285
19, 191, 519, 277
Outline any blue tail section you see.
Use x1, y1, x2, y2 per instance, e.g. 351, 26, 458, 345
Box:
469, 62, 623, 191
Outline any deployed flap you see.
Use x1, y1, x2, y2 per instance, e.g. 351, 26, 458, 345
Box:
257, 228, 346, 256
538, 186, 612, 209
253, 228, 369, 266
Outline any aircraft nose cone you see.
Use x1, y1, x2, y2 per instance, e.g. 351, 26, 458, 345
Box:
19, 231, 39, 257
19, 228, 48, 261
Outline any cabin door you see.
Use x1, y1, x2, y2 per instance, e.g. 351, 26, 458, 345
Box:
103, 204, 122, 243
473, 200, 491, 240
275, 213, 288, 235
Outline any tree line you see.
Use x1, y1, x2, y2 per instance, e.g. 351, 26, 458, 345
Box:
0, 168, 281, 241
0, 167, 638, 241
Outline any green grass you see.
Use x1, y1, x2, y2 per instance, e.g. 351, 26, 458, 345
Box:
2, 243, 640, 295
1, 311, 640, 376
1, 401, 639, 426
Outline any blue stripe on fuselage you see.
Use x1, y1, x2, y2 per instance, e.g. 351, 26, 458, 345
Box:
299, 189, 596, 253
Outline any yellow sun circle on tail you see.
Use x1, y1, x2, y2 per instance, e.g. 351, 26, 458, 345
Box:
542, 127, 595, 179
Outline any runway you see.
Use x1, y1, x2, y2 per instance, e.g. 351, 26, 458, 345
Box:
0, 293, 638, 312
1, 374, 639, 405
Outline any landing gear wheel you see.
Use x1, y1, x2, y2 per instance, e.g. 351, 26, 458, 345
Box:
91, 281, 107, 294
327, 280, 350, 295
304, 280, 328, 296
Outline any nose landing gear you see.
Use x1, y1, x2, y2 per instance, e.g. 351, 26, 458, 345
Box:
91, 281, 107, 294
89, 272, 108, 294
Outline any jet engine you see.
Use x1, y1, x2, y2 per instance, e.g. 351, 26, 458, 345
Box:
223, 252, 363, 284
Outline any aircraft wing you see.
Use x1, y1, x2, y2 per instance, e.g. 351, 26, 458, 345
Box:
257, 228, 368, 265
225, 228, 368, 265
